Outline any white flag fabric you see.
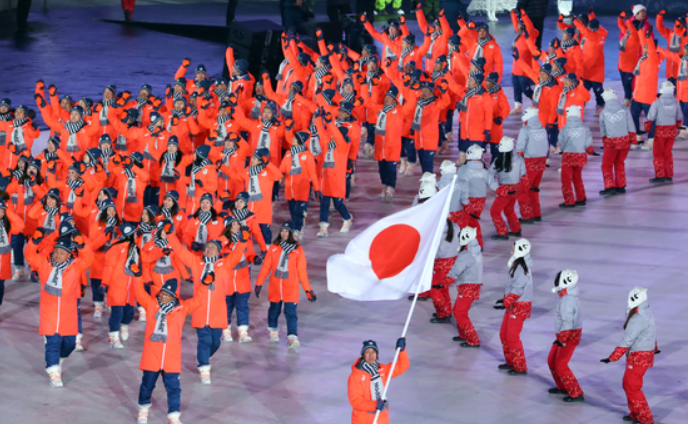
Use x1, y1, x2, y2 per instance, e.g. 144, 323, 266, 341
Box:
327, 179, 453, 301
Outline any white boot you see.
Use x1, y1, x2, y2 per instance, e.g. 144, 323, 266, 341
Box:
75, 333, 84, 352
269, 327, 280, 343
642, 138, 654, 150
222, 327, 233, 342
623, 98, 631, 107
93, 301, 104, 319
137, 404, 151, 424
198, 365, 211, 385
317, 222, 329, 238
679, 128, 688, 139
121, 324, 130, 341
293, 230, 303, 241
109, 331, 124, 349
340, 217, 353, 233
404, 163, 415, 177
13, 268, 25, 281
398, 158, 408, 174
46, 365, 63, 388
378, 186, 387, 199
138, 306, 146, 322
384, 186, 394, 203
510, 102, 522, 116
238, 325, 253, 343
287, 335, 300, 349
167, 411, 182, 424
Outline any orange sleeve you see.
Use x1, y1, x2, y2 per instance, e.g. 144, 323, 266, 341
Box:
296, 248, 312, 293
415, 8, 430, 33
348, 373, 377, 413
255, 249, 272, 287
306, 154, 320, 192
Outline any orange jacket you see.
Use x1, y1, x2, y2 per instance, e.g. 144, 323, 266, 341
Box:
6, 179, 47, 236
162, 112, 200, 155
139, 128, 170, 187
280, 148, 320, 202
315, 119, 349, 199
184, 161, 218, 214
361, 91, 406, 162
487, 88, 510, 143
0, 119, 40, 170
263, 76, 314, 133
230, 162, 282, 224
84, 219, 118, 281
618, 18, 642, 73
510, 11, 540, 77
107, 107, 144, 154
102, 242, 141, 307
348, 350, 410, 424
516, 57, 561, 127
225, 209, 267, 253
233, 107, 286, 168
183, 215, 224, 253
140, 237, 183, 296
630, 25, 661, 105
28, 203, 67, 235
0, 207, 24, 280
363, 21, 410, 64
459, 28, 504, 83
659, 47, 688, 102
573, 18, 607, 83
656, 14, 687, 79
220, 238, 255, 295
256, 242, 312, 303
556, 84, 591, 129
26, 241, 94, 336
110, 162, 149, 222
216, 139, 251, 200
407, 92, 452, 150
133, 277, 205, 373
417, 9, 451, 70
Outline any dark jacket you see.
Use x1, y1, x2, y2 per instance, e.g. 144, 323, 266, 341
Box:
516, 0, 549, 18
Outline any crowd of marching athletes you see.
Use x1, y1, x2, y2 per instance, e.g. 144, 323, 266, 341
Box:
0, 2, 679, 424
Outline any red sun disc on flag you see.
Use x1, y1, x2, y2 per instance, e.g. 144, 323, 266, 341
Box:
369, 224, 422, 280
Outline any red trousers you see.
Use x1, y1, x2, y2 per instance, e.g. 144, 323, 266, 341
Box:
623, 362, 654, 424
429, 257, 456, 318
519, 157, 546, 219
652, 134, 675, 178
561, 166, 585, 205
516, 171, 533, 220
601, 147, 629, 189
491, 187, 521, 236
454, 284, 481, 345
499, 311, 527, 372
547, 342, 584, 397
122, 0, 136, 13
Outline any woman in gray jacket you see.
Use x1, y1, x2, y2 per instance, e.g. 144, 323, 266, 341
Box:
600, 287, 659, 424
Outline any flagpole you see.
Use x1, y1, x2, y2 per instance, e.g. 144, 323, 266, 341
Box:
372, 175, 456, 424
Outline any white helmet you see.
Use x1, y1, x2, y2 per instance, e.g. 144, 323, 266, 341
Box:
566, 105, 582, 119
552, 269, 578, 293
498, 136, 515, 153
459, 226, 477, 246
418, 182, 438, 199
466, 144, 485, 161
440, 160, 457, 175
419, 172, 437, 184
601, 88, 618, 102
521, 106, 539, 123
508, 238, 531, 267
627, 287, 647, 310
660, 80, 674, 95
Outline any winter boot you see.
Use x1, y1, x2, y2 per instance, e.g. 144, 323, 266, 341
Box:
317, 222, 329, 238
404, 163, 415, 176
269, 327, 280, 343
138, 306, 146, 322
378, 187, 387, 198
384, 187, 394, 202
293, 230, 302, 241
287, 335, 300, 349
340, 218, 353, 233
599, 187, 617, 196
548, 388, 567, 394
93, 301, 104, 319
563, 395, 584, 402
13, 268, 25, 281
120, 324, 130, 341
198, 365, 211, 385
222, 327, 233, 342
510, 102, 522, 116
641, 138, 654, 150
430, 316, 451, 324
398, 158, 408, 174
75, 333, 84, 352
167, 411, 182, 424
46, 365, 63, 388
238, 325, 253, 343
137, 404, 152, 424
109, 331, 124, 349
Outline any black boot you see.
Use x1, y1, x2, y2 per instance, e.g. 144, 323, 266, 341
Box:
430, 316, 451, 324
575, 199, 586, 206
460, 342, 480, 348
563, 395, 584, 402
498, 363, 513, 370
509, 230, 522, 237
519, 218, 534, 224
491, 234, 509, 240
508, 369, 527, 375
452, 336, 465, 342
599, 188, 617, 196
622, 416, 634, 422
649, 177, 667, 183
432, 313, 438, 318
665, 177, 673, 182
533, 216, 542, 222
559, 203, 575, 208
548, 388, 567, 394
615, 187, 626, 194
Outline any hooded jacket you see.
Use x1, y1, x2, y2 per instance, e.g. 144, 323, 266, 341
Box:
516, 116, 549, 158
554, 285, 582, 335
619, 302, 656, 353
447, 239, 483, 286
505, 254, 534, 304
647, 93, 683, 126
438, 172, 469, 213
488, 153, 527, 189
458, 160, 490, 198
599, 98, 636, 138
435, 221, 460, 259
558, 116, 593, 153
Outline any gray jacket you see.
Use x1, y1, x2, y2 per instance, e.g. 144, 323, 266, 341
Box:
599, 99, 635, 138
436, 221, 460, 259
558, 116, 592, 153
438, 173, 469, 213
488, 154, 527, 190
457, 160, 490, 198
647, 94, 683, 127
505, 254, 533, 303
516, 119, 549, 158
620, 302, 656, 353
446, 239, 483, 285
554, 285, 582, 334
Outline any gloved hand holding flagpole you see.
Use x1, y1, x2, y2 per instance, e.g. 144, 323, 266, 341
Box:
327, 176, 456, 424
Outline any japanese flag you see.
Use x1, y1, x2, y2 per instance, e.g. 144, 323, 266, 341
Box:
327, 178, 453, 301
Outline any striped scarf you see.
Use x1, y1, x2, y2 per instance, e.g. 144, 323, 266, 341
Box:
66, 178, 84, 209
561, 39, 577, 51
247, 163, 266, 202
315, 66, 330, 85
431, 69, 446, 82
274, 241, 298, 278
281, 93, 296, 119
200, 255, 219, 290
150, 297, 179, 343
633, 54, 647, 76
427, 29, 442, 58
214, 87, 228, 99
457, 88, 477, 112
412, 96, 436, 130
398, 46, 414, 71
375, 103, 396, 135
195, 211, 212, 244
160, 151, 177, 181
43, 206, 59, 232
309, 124, 322, 157
323, 139, 337, 169
44, 257, 74, 297
474, 37, 490, 59
257, 119, 273, 150
289, 144, 307, 175
232, 207, 251, 222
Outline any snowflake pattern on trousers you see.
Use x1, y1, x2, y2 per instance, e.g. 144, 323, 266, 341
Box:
623, 362, 654, 424
491, 184, 521, 236
556, 329, 582, 344
548, 330, 584, 398
517, 173, 534, 220
652, 129, 676, 178
601, 146, 629, 189
509, 301, 532, 319
429, 257, 457, 318
603, 135, 631, 150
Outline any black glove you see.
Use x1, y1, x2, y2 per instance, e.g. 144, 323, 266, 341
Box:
32, 229, 45, 244
655, 350, 661, 355
194, 179, 204, 188
376, 400, 388, 412
507, 190, 517, 195
306, 290, 317, 302
553, 340, 564, 347
432, 284, 444, 289
253, 256, 263, 266
600, 358, 611, 363
35, 93, 47, 108
493, 117, 503, 125
469, 213, 480, 220
190, 242, 203, 252
530, 186, 540, 192
396, 337, 406, 352
484, 130, 491, 142
100, 285, 108, 296
255, 285, 262, 298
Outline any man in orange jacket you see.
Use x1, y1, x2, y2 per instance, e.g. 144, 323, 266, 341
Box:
348, 338, 409, 424
573, 12, 608, 115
